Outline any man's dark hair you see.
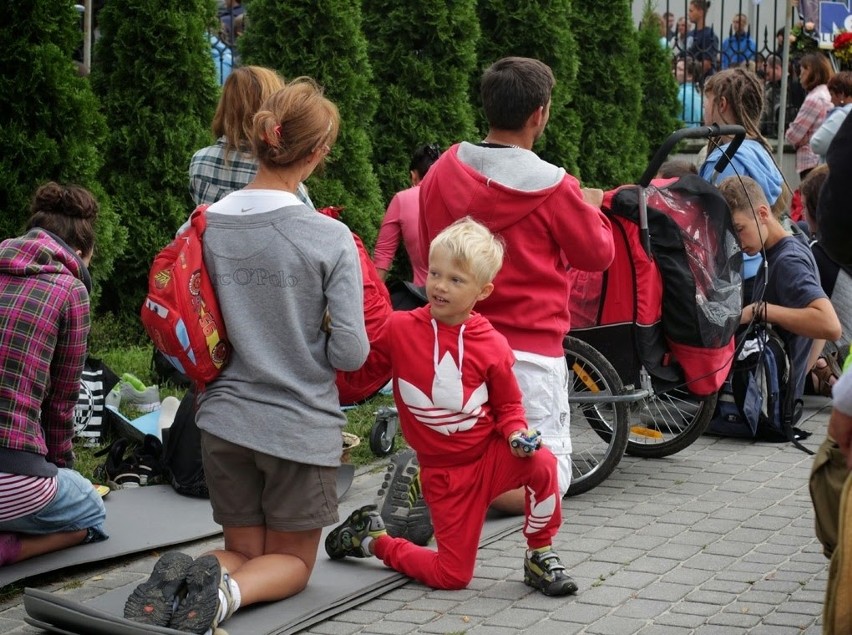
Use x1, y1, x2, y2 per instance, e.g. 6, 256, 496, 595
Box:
480, 57, 555, 131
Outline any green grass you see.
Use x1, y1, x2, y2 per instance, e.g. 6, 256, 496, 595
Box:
342, 394, 401, 467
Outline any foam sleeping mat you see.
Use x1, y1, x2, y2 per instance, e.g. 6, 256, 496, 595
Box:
3, 464, 355, 589
24, 502, 523, 635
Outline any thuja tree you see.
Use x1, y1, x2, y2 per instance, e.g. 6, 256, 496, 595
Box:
92, 0, 218, 318
362, 0, 479, 202
0, 1, 124, 300
569, 0, 646, 188
636, 2, 680, 161
475, 0, 582, 176
239, 0, 385, 244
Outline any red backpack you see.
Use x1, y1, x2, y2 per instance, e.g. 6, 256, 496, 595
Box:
140, 205, 230, 385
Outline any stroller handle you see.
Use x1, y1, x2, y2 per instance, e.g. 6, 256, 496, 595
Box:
638, 124, 747, 187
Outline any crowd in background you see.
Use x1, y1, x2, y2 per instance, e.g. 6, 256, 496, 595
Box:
648, 0, 844, 135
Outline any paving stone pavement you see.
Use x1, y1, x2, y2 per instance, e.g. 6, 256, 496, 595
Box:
0, 396, 834, 635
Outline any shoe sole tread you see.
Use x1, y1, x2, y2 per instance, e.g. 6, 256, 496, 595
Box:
375, 450, 433, 545
124, 552, 193, 626
168, 555, 222, 633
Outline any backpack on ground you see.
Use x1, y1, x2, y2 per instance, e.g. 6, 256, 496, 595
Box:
140, 206, 230, 386
708, 324, 811, 453
162, 388, 208, 498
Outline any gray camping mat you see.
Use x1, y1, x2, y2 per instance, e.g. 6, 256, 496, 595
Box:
4, 464, 354, 589
25, 500, 523, 635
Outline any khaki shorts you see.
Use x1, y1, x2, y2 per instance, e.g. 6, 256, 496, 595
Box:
200, 430, 339, 532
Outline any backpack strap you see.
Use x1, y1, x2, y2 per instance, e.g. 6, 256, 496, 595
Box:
768, 324, 813, 455
189, 204, 209, 235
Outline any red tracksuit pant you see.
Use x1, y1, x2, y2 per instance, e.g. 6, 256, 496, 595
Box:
372, 437, 562, 589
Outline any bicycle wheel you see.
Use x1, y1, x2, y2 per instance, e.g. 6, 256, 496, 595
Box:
563, 336, 629, 496
625, 388, 718, 458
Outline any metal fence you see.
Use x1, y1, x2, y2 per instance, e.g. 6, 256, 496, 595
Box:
654, 0, 807, 133
77, 1, 819, 135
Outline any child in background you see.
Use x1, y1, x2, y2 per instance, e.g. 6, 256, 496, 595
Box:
674, 58, 703, 127
188, 65, 314, 210
700, 67, 787, 299
326, 217, 577, 597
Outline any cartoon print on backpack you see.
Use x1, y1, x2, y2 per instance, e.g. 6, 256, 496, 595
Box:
141, 205, 230, 386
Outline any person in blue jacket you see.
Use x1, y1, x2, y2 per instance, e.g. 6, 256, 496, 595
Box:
699, 67, 787, 297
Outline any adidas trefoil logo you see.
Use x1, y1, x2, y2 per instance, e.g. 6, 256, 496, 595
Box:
524, 486, 557, 534
398, 352, 487, 435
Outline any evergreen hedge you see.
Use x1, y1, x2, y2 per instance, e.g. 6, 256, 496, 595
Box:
239, 0, 385, 245
636, 3, 681, 161
475, 0, 582, 176
569, 0, 646, 189
361, 0, 479, 202
0, 1, 124, 302
91, 0, 219, 319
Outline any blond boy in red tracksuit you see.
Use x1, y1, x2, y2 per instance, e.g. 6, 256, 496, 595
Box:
325, 217, 577, 597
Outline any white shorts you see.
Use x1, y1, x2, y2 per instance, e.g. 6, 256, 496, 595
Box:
512, 350, 571, 496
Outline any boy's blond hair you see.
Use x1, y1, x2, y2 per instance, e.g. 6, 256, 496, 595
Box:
429, 217, 505, 285
717, 175, 769, 215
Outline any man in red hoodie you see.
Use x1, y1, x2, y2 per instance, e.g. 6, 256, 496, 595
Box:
418, 57, 615, 511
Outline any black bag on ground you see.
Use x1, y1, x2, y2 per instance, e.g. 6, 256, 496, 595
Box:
708, 324, 811, 453
162, 388, 208, 498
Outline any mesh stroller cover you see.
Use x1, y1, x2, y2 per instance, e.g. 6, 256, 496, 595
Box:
610, 175, 743, 395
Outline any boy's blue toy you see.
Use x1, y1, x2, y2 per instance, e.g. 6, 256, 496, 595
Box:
510, 430, 542, 454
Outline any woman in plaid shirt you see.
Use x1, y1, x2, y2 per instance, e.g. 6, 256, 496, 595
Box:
786, 53, 835, 179
189, 65, 314, 210
0, 183, 107, 567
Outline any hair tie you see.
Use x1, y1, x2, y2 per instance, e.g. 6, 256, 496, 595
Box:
264, 125, 282, 147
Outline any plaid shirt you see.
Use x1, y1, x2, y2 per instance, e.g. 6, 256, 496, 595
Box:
189, 137, 315, 208
0, 230, 90, 469
786, 84, 832, 174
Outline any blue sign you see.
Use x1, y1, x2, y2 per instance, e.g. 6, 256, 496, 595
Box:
819, 1, 852, 47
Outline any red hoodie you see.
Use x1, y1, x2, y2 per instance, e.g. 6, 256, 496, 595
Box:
370, 306, 527, 468
419, 143, 615, 356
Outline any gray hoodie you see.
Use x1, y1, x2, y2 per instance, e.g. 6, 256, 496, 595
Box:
196, 203, 368, 466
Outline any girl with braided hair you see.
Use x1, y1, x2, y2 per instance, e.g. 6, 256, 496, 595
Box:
699, 67, 789, 295
700, 67, 783, 204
